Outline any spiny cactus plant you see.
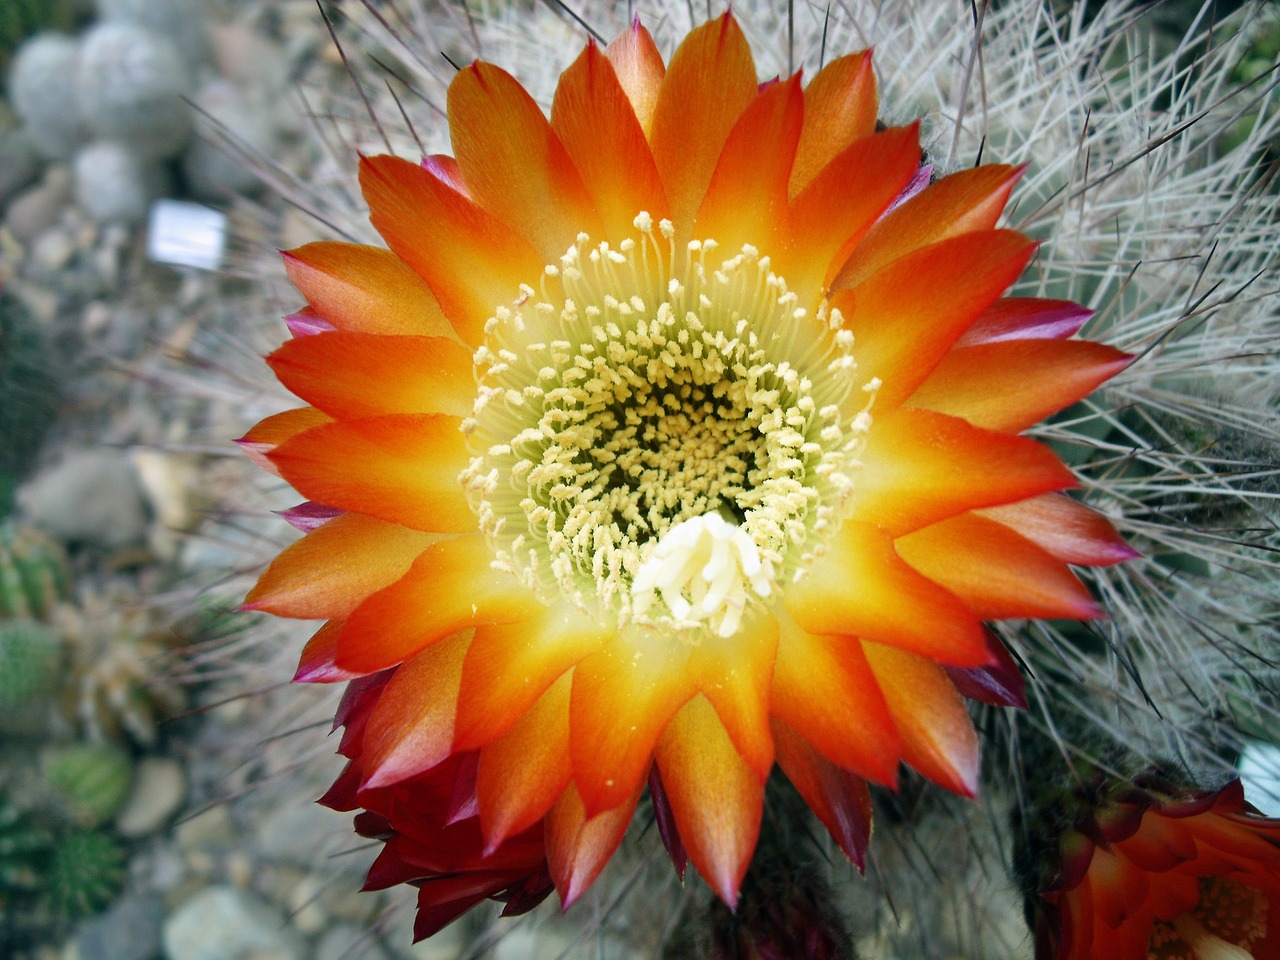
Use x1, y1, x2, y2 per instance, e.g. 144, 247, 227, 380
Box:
44, 829, 125, 921
0, 620, 61, 709
0, 0, 77, 82
0, 293, 59, 515
0, 522, 71, 621
0, 796, 50, 896
43, 745, 134, 829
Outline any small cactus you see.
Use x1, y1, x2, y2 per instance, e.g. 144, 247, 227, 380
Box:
0, 0, 76, 66
0, 522, 71, 621
0, 796, 51, 895
44, 829, 125, 920
6, 31, 86, 160
0, 292, 59, 514
0, 620, 61, 708
43, 744, 135, 828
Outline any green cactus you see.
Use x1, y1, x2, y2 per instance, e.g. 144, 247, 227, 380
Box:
44, 829, 125, 920
0, 292, 59, 514
0, 522, 71, 620
0, 620, 61, 708
0, 796, 50, 895
44, 745, 135, 828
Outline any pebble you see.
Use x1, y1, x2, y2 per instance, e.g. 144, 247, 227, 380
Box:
30, 227, 77, 275
163, 886, 305, 960
5, 166, 73, 243
74, 893, 165, 960
255, 800, 344, 866
285, 874, 328, 936
17, 448, 150, 550
174, 804, 238, 852
317, 924, 392, 960
115, 757, 187, 838
183, 79, 278, 200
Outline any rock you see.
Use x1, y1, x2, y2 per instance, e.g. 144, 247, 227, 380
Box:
162, 886, 304, 960
208, 25, 288, 94
77, 23, 193, 161
317, 925, 391, 960
74, 892, 164, 960
73, 141, 171, 225
17, 449, 149, 549
182, 79, 277, 199
30, 227, 77, 274
8, 33, 86, 160
96, 0, 211, 66
5, 166, 73, 243
284, 875, 326, 936
0, 128, 42, 206
115, 757, 187, 837
173, 804, 237, 852
254, 800, 343, 866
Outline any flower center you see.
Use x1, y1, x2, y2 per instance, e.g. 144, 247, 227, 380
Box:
461, 213, 876, 638
1147, 877, 1269, 960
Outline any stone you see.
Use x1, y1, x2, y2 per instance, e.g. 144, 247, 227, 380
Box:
73, 142, 171, 225
8, 33, 86, 159
182, 79, 277, 200
317, 925, 391, 960
173, 804, 237, 852
162, 886, 304, 960
254, 799, 345, 866
74, 892, 164, 960
5, 166, 73, 243
115, 757, 187, 838
17, 449, 149, 550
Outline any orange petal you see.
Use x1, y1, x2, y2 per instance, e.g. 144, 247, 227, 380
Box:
477, 672, 573, 849
894, 513, 1103, 620
569, 625, 695, 816
781, 124, 921, 309
977, 494, 1137, 566
772, 719, 873, 869
335, 535, 542, 675
604, 20, 665, 137
837, 229, 1037, 409
862, 644, 980, 796
686, 613, 778, 781
269, 414, 474, 533
294, 621, 360, 683
453, 602, 612, 752
853, 406, 1078, 536
237, 407, 332, 475
907, 339, 1132, 433
835, 164, 1023, 290
281, 243, 453, 337
267, 333, 476, 420
784, 520, 990, 667
244, 512, 436, 620
552, 40, 669, 242
789, 51, 878, 198
448, 61, 601, 260
545, 782, 639, 908
1083, 844, 1148, 929
654, 695, 765, 908
359, 154, 544, 346
770, 609, 900, 784
650, 13, 757, 234
694, 74, 803, 258
360, 632, 470, 787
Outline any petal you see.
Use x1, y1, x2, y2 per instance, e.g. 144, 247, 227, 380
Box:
836, 229, 1037, 409
789, 51, 878, 198
648, 765, 688, 879
604, 20, 665, 136
957, 297, 1094, 346
944, 630, 1027, 709
772, 719, 873, 869
784, 520, 990, 668
281, 243, 453, 337
294, 621, 361, 683
650, 13, 757, 234
781, 124, 921, 309
476, 672, 573, 849
269, 414, 474, 533
448, 61, 601, 260
854, 406, 1078, 536
977, 494, 1137, 566
551, 40, 669, 242
1084, 845, 1148, 929
693, 74, 803, 258
454, 602, 612, 752
237, 407, 331, 475
268, 333, 477, 420
894, 513, 1103, 620
359, 154, 544, 346
863, 643, 980, 796
686, 612, 778, 781
835, 164, 1024, 290
360, 632, 471, 788
570, 625, 695, 816
244, 512, 436, 620
336, 535, 542, 675
545, 782, 639, 908
770, 608, 900, 784
654, 695, 765, 908
907, 339, 1132, 433
276, 501, 342, 532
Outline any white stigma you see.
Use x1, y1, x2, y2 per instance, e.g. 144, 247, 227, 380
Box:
1172, 914, 1256, 960
631, 513, 776, 638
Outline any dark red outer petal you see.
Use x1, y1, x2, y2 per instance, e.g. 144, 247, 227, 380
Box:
276, 501, 343, 532
318, 761, 363, 812
944, 630, 1027, 708
445, 751, 481, 825
648, 764, 688, 879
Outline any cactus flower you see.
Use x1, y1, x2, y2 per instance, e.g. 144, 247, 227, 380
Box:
243, 13, 1133, 922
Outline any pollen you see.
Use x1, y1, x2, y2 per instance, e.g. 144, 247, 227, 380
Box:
460, 213, 876, 638
1147, 877, 1268, 960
